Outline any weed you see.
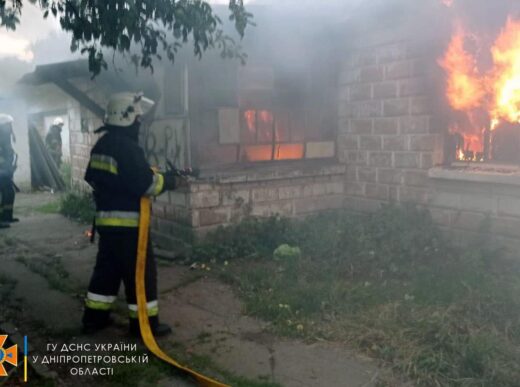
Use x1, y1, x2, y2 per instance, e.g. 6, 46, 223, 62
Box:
59, 192, 95, 224
16, 255, 74, 295
195, 205, 520, 386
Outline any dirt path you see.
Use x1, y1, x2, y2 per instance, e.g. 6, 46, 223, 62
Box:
0, 193, 379, 387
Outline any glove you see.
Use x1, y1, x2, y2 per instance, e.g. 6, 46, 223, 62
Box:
162, 170, 177, 191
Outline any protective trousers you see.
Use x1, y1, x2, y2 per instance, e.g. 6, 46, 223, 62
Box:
0, 177, 15, 222
82, 231, 159, 332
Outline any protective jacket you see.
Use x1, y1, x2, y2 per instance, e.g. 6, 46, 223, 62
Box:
83, 125, 166, 332
0, 127, 16, 222
85, 126, 164, 233
0, 129, 15, 179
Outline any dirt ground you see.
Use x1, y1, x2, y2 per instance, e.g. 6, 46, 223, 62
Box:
0, 193, 380, 387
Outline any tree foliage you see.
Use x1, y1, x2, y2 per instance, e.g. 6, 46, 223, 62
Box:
0, 0, 253, 76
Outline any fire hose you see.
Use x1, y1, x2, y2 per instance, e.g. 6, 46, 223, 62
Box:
136, 196, 229, 387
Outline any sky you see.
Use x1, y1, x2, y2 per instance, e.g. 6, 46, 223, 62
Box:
0, 0, 364, 90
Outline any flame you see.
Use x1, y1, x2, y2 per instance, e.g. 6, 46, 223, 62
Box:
438, 26, 485, 111
440, 17, 520, 162
244, 110, 256, 135
490, 18, 520, 126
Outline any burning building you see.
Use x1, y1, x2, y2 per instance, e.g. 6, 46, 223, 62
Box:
11, 0, 520, 254
339, 0, 520, 253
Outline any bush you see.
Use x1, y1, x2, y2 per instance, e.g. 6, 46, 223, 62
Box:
59, 192, 95, 224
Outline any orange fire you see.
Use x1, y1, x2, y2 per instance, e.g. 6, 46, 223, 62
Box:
490, 18, 520, 127
440, 17, 520, 162
438, 26, 485, 111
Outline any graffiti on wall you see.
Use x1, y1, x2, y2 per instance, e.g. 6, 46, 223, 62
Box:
142, 118, 189, 170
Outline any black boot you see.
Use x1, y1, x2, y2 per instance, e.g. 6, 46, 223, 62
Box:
0, 222, 10, 229
129, 316, 172, 337
82, 308, 113, 334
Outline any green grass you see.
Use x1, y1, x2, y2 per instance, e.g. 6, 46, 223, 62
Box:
59, 192, 95, 224
104, 346, 281, 387
36, 200, 61, 214
191, 205, 520, 387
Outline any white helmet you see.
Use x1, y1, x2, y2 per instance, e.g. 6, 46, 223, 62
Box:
0, 114, 14, 126
104, 92, 155, 127
53, 117, 64, 126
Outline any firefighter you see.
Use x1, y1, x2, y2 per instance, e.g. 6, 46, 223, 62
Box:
45, 117, 64, 168
0, 114, 18, 227
82, 92, 180, 337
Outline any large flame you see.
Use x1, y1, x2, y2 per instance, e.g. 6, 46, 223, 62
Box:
490, 18, 520, 126
440, 17, 520, 162
438, 26, 485, 111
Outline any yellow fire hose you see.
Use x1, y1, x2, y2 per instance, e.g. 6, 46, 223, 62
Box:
136, 196, 230, 387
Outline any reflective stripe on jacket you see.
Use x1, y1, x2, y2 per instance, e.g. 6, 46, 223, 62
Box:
85, 129, 164, 233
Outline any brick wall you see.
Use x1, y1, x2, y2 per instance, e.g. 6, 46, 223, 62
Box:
68, 78, 108, 189
338, 32, 443, 212
337, 25, 520, 256
151, 163, 346, 248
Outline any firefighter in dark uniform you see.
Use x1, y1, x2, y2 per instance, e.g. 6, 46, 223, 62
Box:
0, 114, 18, 228
82, 92, 179, 336
45, 117, 64, 169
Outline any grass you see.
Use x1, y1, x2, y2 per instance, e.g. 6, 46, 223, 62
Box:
190, 205, 520, 387
59, 192, 95, 224
35, 190, 95, 224
36, 200, 61, 214
15, 255, 75, 295
104, 345, 281, 387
